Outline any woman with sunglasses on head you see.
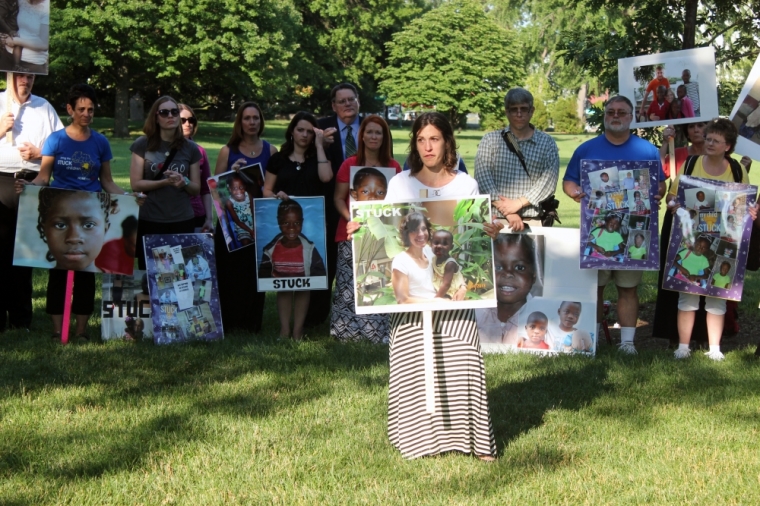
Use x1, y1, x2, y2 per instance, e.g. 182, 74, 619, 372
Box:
213, 101, 277, 333
263, 111, 333, 340
129, 96, 201, 270
178, 104, 213, 233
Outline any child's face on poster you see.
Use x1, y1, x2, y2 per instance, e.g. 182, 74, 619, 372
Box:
278, 210, 303, 240
558, 302, 581, 330
44, 194, 108, 271
494, 242, 536, 305
431, 231, 453, 259
353, 175, 388, 201
526, 319, 548, 343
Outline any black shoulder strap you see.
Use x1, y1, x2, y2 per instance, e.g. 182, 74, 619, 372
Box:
727, 158, 743, 183
683, 155, 698, 176
158, 148, 179, 176
500, 129, 530, 178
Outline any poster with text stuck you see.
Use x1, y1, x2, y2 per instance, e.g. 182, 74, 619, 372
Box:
143, 233, 223, 345
350, 196, 496, 314
580, 159, 660, 271
663, 176, 757, 301
618, 47, 718, 129
478, 228, 598, 356
14, 185, 139, 275
253, 196, 328, 292
101, 271, 153, 341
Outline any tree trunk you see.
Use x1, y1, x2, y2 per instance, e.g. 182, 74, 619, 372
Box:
682, 0, 698, 49
113, 68, 130, 138
577, 83, 588, 123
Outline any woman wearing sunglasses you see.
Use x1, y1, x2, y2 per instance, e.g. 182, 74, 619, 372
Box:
178, 104, 213, 233
129, 96, 201, 269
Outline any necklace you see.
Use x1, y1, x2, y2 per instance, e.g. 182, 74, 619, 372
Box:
241, 139, 258, 157
290, 156, 304, 171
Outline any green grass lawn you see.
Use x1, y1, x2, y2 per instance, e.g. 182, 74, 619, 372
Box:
3, 119, 760, 504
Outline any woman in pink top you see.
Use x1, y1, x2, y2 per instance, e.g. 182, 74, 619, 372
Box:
330, 115, 400, 343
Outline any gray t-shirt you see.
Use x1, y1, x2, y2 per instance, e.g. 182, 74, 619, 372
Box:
130, 136, 201, 223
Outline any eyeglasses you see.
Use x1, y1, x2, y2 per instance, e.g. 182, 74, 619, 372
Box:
157, 108, 180, 118
334, 97, 358, 106
507, 106, 532, 116
181, 117, 197, 125
704, 137, 725, 145
605, 110, 631, 117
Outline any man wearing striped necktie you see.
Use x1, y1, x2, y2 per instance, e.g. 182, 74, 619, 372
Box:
310, 83, 361, 326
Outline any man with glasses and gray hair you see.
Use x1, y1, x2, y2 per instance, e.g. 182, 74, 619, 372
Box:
474, 87, 559, 232
563, 95, 667, 354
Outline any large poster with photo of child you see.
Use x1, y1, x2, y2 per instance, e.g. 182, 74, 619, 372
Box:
143, 233, 223, 345
350, 196, 496, 314
348, 166, 398, 202
618, 47, 719, 129
580, 159, 660, 270
663, 176, 757, 301
13, 186, 139, 275
101, 271, 153, 341
253, 196, 328, 292
207, 163, 264, 252
479, 228, 598, 356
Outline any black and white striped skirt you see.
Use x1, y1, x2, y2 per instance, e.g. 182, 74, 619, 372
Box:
388, 309, 496, 459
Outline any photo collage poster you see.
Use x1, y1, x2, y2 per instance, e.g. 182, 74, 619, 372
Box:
101, 271, 153, 341
729, 53, 760, 161
207, 163, 264, 252
143, 233, 223, 345
253, 196, 328, 292
350, 196, 496, 314
348, 166, 398, 202
663, 176, 757, 301
580, 160, 660, 270
617, 47, 718, 129
14, 185, 139, 275
479, 228, 598, 356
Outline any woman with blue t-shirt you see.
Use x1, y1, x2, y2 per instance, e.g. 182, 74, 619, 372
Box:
17, 84, 132, 342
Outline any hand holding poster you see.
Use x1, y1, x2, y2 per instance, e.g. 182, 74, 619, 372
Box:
143, 233, 223, 344
350, 196, 496, 314
14, 186, 139, 275
580, 160, 660, 270
208, 163, 264, 252
663, 176, 757, 300
253, 196, 328, 291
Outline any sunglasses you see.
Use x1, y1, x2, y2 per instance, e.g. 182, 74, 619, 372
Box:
181, 117, 197, 125
157, 108, 180, 118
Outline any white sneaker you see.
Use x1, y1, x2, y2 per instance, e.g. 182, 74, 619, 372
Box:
618, 342, 637, 355
673, 348, 691, 359
704, 350, 725, 361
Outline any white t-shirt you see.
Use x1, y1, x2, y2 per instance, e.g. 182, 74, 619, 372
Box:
0, 91, 63, 173
391, 246, 436, 299
386, 170, 479, 201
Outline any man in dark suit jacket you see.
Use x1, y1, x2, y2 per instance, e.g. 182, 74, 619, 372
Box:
308, 83, 362, 327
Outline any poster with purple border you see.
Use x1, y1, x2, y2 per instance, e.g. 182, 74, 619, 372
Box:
663, 176, 757, 301
143, 233, 224, 344
580, 160, 660, 270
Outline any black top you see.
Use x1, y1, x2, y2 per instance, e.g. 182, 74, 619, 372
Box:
267, 151, 325, 197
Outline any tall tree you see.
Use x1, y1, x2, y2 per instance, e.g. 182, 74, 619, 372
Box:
378, 0, 525, 127
49, 0, 300, 136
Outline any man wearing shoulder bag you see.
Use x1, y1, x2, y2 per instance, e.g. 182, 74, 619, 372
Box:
474, 87, 560, 232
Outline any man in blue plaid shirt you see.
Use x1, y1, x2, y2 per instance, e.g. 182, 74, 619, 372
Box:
474, 88, 559, 232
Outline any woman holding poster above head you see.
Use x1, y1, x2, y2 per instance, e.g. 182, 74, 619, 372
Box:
263, 111, 334, 341
332, 115, 400, 343
664, 118, 757, 361
178, 104, 212, 233
129, 96, 201, 270
15, 84, 135, 342
213, 102, 276, 333
378, 112, 501, 461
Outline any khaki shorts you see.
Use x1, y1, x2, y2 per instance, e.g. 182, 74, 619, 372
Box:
597, 269, 643, 288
